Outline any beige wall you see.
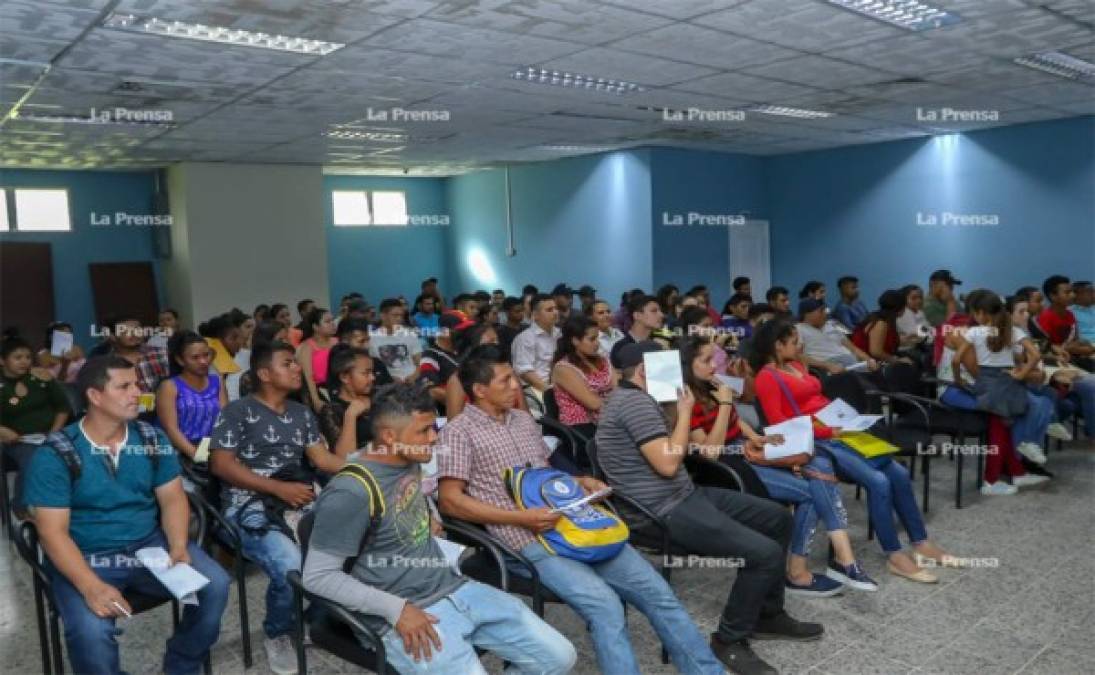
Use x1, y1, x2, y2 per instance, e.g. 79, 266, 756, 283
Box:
164, 163, 328, 327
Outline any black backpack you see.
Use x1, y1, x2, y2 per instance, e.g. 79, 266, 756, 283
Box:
45, 420, 164, 482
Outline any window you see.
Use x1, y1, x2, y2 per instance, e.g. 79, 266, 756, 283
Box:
331, 189, 408, 227
11, 188, 72, 231
0, 190, 8, 232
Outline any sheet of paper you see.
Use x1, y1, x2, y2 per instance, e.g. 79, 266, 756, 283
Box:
135, 547, 210, 604
714, 374, 744, 394
50, 330, 73, 357
193, 437, 211, 463
814, 398, 881, 431
19, 433, 47, 445
550, 487, 613, 514
433, 536, 467, 572
845, 360, 870, 372
762, 416, 814, 459
644, 349, 683, 403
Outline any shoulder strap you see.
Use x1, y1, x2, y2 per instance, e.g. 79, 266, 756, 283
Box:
46, 427, 82, 481
134, 420, 162, 473
763, 366, 803, 417
334, 463, 386, 558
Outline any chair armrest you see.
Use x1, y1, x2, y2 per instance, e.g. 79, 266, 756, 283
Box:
537, 416, 590, 468
191, 491, 242, 550
440, 520, 509, 590
286, 571, 387, 668
14, 522, 52, 590
686, 454, 745, 491
865, 389, 932, 432
607, 491, 672, 561
185, 491, 207, 548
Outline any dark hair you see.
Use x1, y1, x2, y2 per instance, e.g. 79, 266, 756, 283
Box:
732, 276, 750, 291
473, 290, 491, 303
901, 284, 922, 300
1042, 275, 1070, 299
502, 296, 522, 311
379, 298, 402, 313
336, 317, 371, 340
521, 284, 538, 296
160, 308, 179, 319
1074, 280, 1092, 291
76, 355, 135, 406
680, 335, 717, 408
456, 322, 499, 358
628, 293, 659, 318
765, 286, 789, 303
678, 307, 710, 336
530, 293, 554, 312
968, 291, 1012, 353
686, 285, 708, 297
837, 276, 858, 288
413, 294, 435, 313
452, 293, 472, 307
269, 303, 289, 320
1, 334, 32, 360
296, 299, 315, 315
252, 320, 286, 349
476, 302, 497, 324
167, 330, 209, 376
197, 313, 238, 341
872, 289, 906, 322
371, 382, 435, 437
656, 284, 679, 314
492, 288, 505, 296
253, 304, 270, 321
458, 344, 508, 400
327, 345, 372, 394
748, 303, 773, 320
301, 307, 331, 340
554, 315, 601, 372
250, 340, 294, 378
749, 317, 797, 372
722, 293, 751, 314
799, 281, 823, 299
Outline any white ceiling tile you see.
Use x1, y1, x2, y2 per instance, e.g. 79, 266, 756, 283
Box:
936, 7, 1095, 59
671, 71, 821, 102
700, 0, 905, 52
740, 54, 897, 89
823, 33, 989, 76
598, 0, 749, 21
609, 23, 800, 70
359, 18, 586, 65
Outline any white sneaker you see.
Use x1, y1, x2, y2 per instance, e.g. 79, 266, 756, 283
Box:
1012, 473, 1050, 488
980, 481, 1018, 496
1047, 422, 1073, 442
1015, 442, 1047, 465
264, 635, 298, 675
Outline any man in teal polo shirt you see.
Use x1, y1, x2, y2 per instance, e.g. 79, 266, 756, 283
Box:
24, 355, 230, 675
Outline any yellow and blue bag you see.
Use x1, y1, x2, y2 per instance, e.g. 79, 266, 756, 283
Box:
504, 466, 629, 563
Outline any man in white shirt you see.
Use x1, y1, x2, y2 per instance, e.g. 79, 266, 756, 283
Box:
796, 299, 878, 374
589, 299, 623, 357
511, 293, 559, 392
369, 298, 422, 382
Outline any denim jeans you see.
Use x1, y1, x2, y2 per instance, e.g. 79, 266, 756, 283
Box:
1070, 374, 1095, 437
46, 529, 230, 675
378, 581, 576, 674
752, 455, 848, 556
228, 505, 302, 638
1011, 389, 1055, 446
517, 541, 724, 675
821, 442, 928, 554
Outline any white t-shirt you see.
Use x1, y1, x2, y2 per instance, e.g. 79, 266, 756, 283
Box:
369, 329, 422, 379
797, 322, 857, 366
967, 325, 1018, 368
897, 309, 932, 342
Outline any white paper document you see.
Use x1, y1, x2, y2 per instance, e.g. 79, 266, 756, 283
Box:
50, 330, 73, 357
644, 350, 684, 403
193, 437, 211, 463
19, 433, 47, 445
814, 398, 882, 432
762, 416, 814, 459
714, 374, 745, 394
135, 547, 210, 606
844, 360, 870, 372
549, 487, 613, 514
433, 536, 467, 572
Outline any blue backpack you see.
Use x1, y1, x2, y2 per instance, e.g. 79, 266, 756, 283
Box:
504, 466, 628, 563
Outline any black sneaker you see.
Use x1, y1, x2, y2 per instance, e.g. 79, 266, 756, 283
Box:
709, 635, 777, 675
750, 611, 824, 641
1021, 458, 1054, 477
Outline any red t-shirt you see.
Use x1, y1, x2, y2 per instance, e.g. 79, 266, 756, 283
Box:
689, 400, 741, 441
1037, 308, 1076, 346
754, 362, 834, 439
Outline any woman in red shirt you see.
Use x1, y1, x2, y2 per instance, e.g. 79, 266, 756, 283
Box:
681, 337, 876, 595
753, 318, 957, 584
851, 289, 913, 366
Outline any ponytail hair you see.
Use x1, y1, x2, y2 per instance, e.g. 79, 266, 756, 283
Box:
969, 291, 1011, 352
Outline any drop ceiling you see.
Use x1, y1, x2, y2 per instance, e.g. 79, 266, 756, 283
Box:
0, 0, 1092, 174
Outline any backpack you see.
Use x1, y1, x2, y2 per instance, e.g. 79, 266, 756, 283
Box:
45, 420, 164, 482
503, 466, 628, 563
324, 463, 386, 572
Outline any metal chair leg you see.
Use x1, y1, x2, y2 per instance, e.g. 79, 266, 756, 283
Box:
955, 444, 965, 509
49, 610, 64, 675
922, 456, 931, 513
31, 575, 51, 674
236, 556, 253, 668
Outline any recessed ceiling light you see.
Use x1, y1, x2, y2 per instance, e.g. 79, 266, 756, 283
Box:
1014, 51, 1095, 80
750, 105, 834, 119
826, 1, 959, 31
511, 67, 646, 95
101, 13, 344, 55
325, 130, 408, 142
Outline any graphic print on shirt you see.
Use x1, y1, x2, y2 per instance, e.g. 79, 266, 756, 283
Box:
392, 471, 431, 548
377, 344, 411, 376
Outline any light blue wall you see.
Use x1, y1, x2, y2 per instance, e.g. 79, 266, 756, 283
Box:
650, 148, 768, 304
0, 168, 163, 348
324, 175, 450, 307
764, 116, 1095, 306
444, 150, 653, 305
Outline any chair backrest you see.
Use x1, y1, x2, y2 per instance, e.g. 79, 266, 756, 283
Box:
543, 387, 561, 420
63, 383, 86, 417
298, 511, 316, 561
585, 439, 605, 481
185, 490, 207, 547
820, 372, 871, 413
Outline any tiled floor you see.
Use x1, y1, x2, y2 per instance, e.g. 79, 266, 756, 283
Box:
2, 437, 1093, 674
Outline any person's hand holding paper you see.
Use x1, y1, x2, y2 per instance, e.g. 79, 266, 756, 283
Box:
644, 349, 684, 402
761, 416, 814, 459
814, 398, 882, 433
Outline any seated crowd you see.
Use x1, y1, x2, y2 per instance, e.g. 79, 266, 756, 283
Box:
0, 270, 1092, 675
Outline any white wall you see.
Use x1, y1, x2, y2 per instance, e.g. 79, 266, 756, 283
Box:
165, 163, 328, 326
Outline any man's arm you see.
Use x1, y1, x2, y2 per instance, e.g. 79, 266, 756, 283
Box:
803, 353, 843, 374
306, 440, 346, 474
437, 478, 556, 533
155, 477, 191, 564
511, 333, 547, 391
210, 449, 310, 507
35, 507, 133, 617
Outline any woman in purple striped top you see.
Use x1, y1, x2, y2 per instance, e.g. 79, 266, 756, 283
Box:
156, 329, 228, 460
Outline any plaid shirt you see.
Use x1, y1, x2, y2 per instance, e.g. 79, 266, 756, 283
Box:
134, 345, 170, 394
435, 403, 551, 552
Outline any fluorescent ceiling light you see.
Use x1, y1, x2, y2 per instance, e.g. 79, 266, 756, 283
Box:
511, 67, 646, 94
101, 13, 344, 55
750, 105, 834, 119
541, 144, 616, 153
12, 112, 175, 128
326, 130, 407, 142
826, 1, 959, 31
1014, 51, 1095, 80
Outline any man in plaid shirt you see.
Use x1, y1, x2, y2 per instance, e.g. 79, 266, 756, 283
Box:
96, 316, 169, 393
436, 345, 726, 675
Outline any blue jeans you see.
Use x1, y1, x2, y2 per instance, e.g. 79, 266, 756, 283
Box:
1071, 374, 1095, 437
378, 581, 576, 674
821, 442, 928, 554
517, 542, 724, 675
229, 506, 302, 638
47, 530, 230, 675
1012, 389, 1054, 446
752, 456, 848, 557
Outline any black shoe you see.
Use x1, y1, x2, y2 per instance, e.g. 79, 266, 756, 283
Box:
1021, 458, 1054, 477
750, 611, 824, 641
709, 635, 777, 675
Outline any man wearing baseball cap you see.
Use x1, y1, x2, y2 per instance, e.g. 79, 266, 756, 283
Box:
924, 269, 961, 327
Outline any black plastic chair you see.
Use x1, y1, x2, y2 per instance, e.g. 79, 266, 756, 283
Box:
14, 492, 212, 675
536, 414, 591, 471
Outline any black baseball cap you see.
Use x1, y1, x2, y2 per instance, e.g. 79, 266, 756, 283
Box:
578, 284, 597, 297
616, 340, 663, 369
798, 298, 826, 317
551, 283, 575, 296
930, 269, 962, 286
